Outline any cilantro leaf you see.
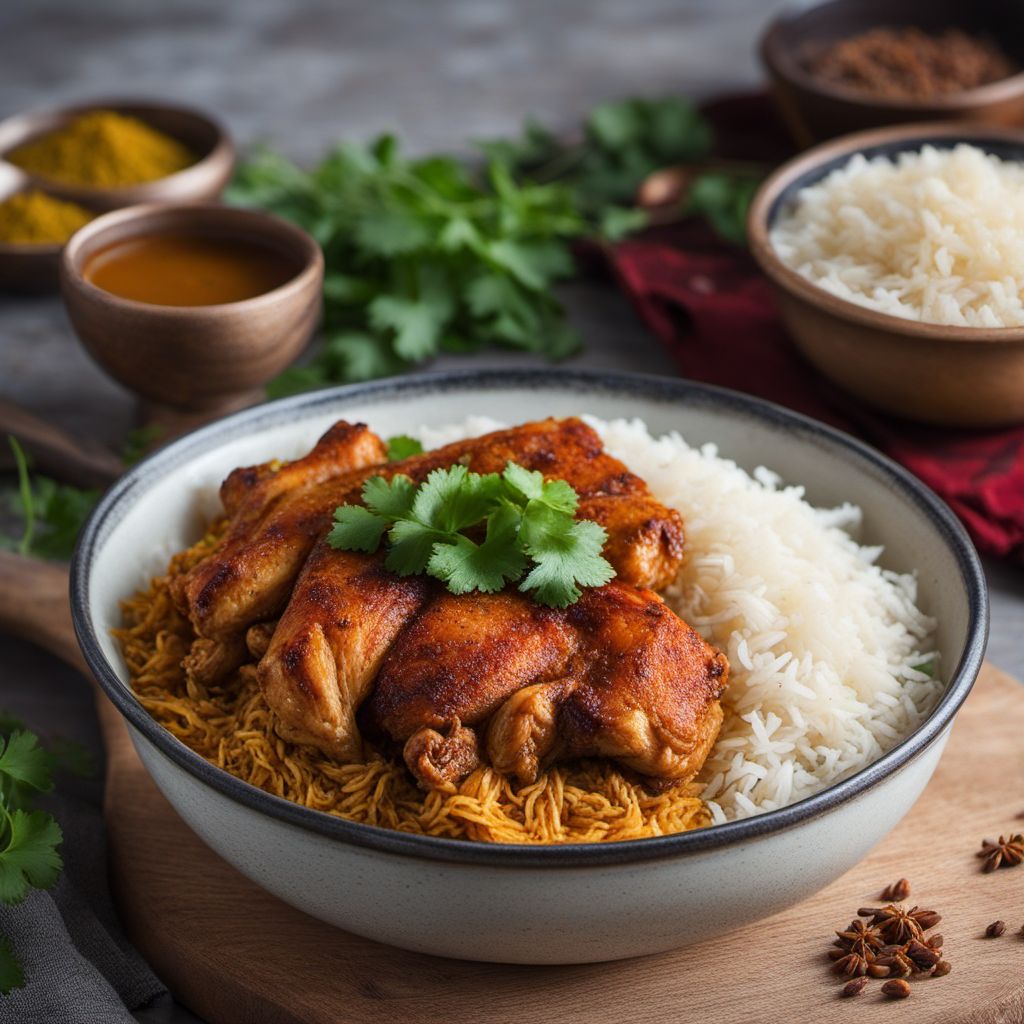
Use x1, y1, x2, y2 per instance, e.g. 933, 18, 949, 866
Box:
327, 460, 614, 607
328, 506, 388, 553
386, 435, 423, 461
0, 732, 54, 800
384, 518, 447, 577
427, 504, 526, 594
0, 809, 63, 905
520, 518, 614, 608
502, 463, 578, 514
0, 935, 24, 994
362, 475, 417, 520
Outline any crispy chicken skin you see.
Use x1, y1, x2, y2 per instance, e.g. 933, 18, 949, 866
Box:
258, 543, 430, 760
367, 583, 727, 789
171, 421, 387, 641
177, 416, 726, 792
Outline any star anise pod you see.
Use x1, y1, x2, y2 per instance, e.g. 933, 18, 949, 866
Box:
873, 944, 918, 978
834, 919, 884, 957
977, 834, 1024, 873
833, 951, 870, 978
868, 904, 941, 944
905, 938, 942, 970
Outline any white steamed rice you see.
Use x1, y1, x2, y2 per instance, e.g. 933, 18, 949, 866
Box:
770, 143, 1024, 327
417, 415, 942, 824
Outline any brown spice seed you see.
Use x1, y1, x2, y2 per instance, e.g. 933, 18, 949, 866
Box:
880, 878, 911, 901
841, 977, 869, 998
932, 960, 952, 977
882, 978, 912, 999
986, 920, 1006, 938
867, 963, 891, 978
929, 933, 943, 949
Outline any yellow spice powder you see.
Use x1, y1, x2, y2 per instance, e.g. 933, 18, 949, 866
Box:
0, 190, 93, 244
7, 110, 195, 188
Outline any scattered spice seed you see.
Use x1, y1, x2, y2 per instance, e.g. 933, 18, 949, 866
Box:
985, 920, 1006, 938
880, 878, 911, 902
867, 963, 891, 978
881, 978, 912, 999
977, 834, 1024, 873
932, 960, 952, 977
929, 933, 944, 949
841, 977, 869, 998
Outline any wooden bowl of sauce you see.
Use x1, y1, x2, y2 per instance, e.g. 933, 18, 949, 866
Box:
60, 203, 323, 424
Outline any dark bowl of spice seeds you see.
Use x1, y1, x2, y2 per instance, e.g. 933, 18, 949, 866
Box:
760, 0, 1024, 145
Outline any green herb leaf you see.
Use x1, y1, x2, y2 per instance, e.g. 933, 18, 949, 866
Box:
327, 505, 389, 553
0, 809, 63, 905
385, 435, 424, 461
2, 438, 99, 561
519, 518, 615, 608
327, 461, 613, 606
0, 732, 54, 800
121, 424, 163, 466
0, 935, 24, 994
427, 504, 527, 594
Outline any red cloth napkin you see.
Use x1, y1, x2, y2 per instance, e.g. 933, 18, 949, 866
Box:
605, 94, 1024, 563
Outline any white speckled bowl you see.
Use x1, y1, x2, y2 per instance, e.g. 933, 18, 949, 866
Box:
70, 370, 987, 964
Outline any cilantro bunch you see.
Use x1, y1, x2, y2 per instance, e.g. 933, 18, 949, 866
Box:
329, 462, 614, 608
0, 714, 88, 993
228, 137, 587, 397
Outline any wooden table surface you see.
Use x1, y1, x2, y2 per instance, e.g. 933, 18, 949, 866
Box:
0, 2, 1021, 1021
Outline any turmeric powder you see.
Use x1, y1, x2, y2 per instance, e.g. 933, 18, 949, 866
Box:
7, 110, 195, 188
0, 190, 93, 244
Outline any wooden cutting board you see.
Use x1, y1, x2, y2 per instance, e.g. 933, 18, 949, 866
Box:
2, 552, 1023, 1024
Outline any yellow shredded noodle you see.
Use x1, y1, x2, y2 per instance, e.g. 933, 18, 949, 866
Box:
113, 530, 709, 844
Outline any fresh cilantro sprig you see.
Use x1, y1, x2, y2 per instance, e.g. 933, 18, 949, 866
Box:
0, 438, 99, 562
329, 462, 614, 608
0, 711, 88, 994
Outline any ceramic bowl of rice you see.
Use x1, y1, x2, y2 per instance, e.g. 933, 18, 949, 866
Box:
748, 122, 1024, 427
70, 369, 987, 964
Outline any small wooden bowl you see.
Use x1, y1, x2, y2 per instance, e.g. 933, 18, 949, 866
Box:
0, 98, 234, 211
760, 0, 1024, 147
747, 122, 1024, 428
0, 164, 106, 292
60, 203, 324, 423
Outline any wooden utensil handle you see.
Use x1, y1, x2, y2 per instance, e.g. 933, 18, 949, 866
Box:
0, 398, 123, 488
0, 551, 85, 675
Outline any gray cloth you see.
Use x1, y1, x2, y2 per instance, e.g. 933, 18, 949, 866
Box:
0, 637, 169, 1024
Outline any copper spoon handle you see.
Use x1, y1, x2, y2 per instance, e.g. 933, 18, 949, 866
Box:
0, 398, 123, 488
0, 551, 85, 675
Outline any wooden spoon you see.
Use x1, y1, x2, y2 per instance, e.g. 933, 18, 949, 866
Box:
0, 398, 122, 488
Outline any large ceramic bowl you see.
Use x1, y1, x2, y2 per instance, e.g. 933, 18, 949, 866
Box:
70, 370, 987, 964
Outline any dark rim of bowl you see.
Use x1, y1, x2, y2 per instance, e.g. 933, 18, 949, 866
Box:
749, 122, 1024, 341
70, 369, 989, 868
762, 5, 1024, 110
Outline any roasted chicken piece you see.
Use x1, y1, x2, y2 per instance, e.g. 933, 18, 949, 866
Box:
367, 583, 727, 789
253, 419, 687, 767
258, 543, 430, 760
